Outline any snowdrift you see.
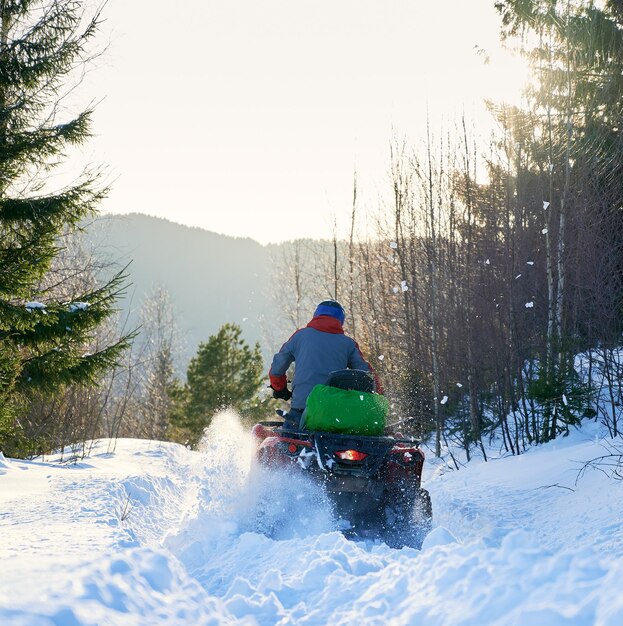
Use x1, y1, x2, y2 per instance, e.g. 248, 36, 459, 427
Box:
1, 412, 622, 625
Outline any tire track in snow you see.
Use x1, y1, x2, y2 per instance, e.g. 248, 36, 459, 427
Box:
164, 419, 623, 625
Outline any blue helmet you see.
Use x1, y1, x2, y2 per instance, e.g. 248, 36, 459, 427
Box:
313, 300, 345, 324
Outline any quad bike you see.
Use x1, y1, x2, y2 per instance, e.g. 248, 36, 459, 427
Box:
252, 370, 433, 548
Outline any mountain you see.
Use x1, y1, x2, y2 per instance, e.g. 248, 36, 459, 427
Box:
88, 213, 273, 362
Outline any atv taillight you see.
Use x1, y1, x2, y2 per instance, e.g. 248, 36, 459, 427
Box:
335, 449, 368, 461
288, 443, 298, 454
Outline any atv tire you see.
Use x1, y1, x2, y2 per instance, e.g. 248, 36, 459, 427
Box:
413, 488, 433, 532
382, 487, 433, 549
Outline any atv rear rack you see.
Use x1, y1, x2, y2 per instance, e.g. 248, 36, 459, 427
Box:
256, 419, 421, 448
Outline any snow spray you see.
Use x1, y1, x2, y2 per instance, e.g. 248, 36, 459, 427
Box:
166, 410, 334, 562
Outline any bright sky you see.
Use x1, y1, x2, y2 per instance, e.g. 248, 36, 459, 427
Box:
84, 0, 528, 245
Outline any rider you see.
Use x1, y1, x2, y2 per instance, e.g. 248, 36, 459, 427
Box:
269, 299, 382, 428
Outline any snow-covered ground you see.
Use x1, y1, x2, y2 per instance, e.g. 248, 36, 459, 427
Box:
1, 412, 622, 626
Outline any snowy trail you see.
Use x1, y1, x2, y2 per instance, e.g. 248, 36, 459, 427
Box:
1, 416, 623, 625
433, 431, 623, 556
165, 417, 623, 625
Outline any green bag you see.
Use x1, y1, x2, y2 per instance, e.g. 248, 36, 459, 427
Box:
304, 384, 389, 436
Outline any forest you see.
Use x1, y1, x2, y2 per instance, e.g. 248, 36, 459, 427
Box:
1, 0, 623, 460
271, 0, 623, 458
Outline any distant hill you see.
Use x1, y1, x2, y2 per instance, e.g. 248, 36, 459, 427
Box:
88, 214, 273, 363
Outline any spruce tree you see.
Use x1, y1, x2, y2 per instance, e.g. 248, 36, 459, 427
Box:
0, 1, 130, 455
495, 0, 623, 439
170, 323, 264, 445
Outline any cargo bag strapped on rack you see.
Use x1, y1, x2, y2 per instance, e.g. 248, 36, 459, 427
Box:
304, 384, 388, 436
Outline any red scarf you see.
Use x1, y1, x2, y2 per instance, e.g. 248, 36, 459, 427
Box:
306, 315, 344, 334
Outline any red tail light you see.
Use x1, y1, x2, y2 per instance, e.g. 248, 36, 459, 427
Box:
335, 449, 368, 461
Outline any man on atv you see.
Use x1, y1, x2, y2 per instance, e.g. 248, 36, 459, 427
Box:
269, 300, 382, 429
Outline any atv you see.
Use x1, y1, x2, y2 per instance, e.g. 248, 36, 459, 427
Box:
252, 369, 432, 548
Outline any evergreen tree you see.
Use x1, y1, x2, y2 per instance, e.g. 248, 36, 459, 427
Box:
135, 286, 180, 440
0, 1, 130, 455
494, 0, 623, 439
170, 323, 264, 445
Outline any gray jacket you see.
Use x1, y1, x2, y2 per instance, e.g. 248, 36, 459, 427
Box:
269, 316, 371, 410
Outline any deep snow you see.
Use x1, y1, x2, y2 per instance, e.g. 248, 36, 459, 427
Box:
1, 413, 623, 626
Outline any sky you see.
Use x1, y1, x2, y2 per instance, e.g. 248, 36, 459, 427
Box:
81, 0, 529, 245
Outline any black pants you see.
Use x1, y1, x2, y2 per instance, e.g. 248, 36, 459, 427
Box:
283, 408, 303, 430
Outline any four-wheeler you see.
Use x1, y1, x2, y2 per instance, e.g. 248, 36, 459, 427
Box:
252, 370, 433, 548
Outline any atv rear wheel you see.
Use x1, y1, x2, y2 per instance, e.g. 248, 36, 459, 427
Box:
382, 487, 432, 549
413, 488, 433, 530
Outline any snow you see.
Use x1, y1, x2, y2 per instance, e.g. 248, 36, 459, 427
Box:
1, 413, 623, 625
525, 301, 534, 308
69, 302, 90, 312
25, 301, 46, 312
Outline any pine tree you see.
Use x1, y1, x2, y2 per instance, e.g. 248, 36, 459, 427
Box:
0, 1, 130, 455
134, 286, 180, 440
170, 323, 264, 446
495, 0, 623, 439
